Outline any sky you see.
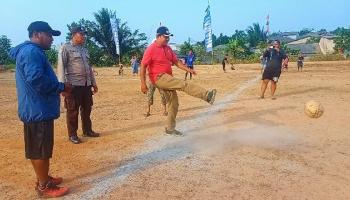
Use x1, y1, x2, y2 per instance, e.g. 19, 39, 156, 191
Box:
1, 0, 349, 46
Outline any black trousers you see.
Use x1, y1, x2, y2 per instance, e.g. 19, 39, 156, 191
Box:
64, 86, 93, 137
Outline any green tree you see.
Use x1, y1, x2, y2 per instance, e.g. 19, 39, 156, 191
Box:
333, 27, 350, 53
66, 8, 147, 66
226, 38, 250, 59
231, 30, 248, 42
298, 28, 314, 37
318, 29, 328, 35
179, 41, 193, 56
331, 27, 344, 35
0, 35, 12, 65
117, 19, 148, 61
91, 8, 117, 60
66, 19, 109, 66
92, 8, 147, 62
213, 33, 230, 46
256, 41, 269, 53
246, 23, 267, 48
45, 47, 58, 66
192, 44, 210, 64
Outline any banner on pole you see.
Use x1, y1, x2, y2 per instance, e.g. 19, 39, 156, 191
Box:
111, 18, 120, 55
203, 5, 213, 53
266, 14, 270, 35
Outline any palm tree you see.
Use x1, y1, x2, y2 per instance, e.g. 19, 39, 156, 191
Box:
66, 8, 148, 65
86, 8, 147, 62
92, 8, 147, 61
92, 8, 117, 59
246, 23, 267, 48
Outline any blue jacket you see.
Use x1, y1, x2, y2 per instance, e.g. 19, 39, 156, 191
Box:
9, 41, 64, 123
186, 54, 195, 67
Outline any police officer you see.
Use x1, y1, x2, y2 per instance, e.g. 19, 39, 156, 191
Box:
58, 26, 100, 144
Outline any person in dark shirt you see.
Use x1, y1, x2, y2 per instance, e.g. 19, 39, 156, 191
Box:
222, 54, 228, 72
297, 53, 304, 71
260, 40, 289, 100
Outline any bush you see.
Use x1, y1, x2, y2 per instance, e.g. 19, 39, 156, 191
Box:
230, 53, 260, 64
307, 54, 349, 61
0, 63, 16, 70
287, 55, 299, 62
306, 37, 321, 44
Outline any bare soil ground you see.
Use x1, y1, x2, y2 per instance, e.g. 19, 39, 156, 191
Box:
1, 61, 350, 199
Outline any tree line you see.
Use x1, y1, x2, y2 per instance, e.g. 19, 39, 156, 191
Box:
179, 24, 350, 64
1, 8, 350, 67
1, 8, 147, 68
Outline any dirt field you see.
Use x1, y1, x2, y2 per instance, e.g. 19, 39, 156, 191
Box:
1, 61, 350, 200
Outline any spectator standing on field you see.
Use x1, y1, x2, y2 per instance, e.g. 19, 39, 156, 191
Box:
9, 21, 71, 198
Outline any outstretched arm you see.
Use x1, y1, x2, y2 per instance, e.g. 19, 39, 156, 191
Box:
140, 63, 148, 94
174, 60, 197, 75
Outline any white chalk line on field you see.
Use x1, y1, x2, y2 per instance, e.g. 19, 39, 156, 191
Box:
64, 75, 261, 200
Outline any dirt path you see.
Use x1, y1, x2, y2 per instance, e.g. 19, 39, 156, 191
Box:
1, 61, 350, 199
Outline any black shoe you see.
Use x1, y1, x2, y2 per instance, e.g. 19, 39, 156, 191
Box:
83, 131, 100, 137
69, 136, 82, 144
206, 89, 217, 105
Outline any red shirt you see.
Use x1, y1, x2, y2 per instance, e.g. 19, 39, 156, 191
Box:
141, 42, 178, 84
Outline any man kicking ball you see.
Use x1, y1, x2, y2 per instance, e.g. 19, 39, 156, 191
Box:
140, 26, 217, 135
260, 40, 288, 100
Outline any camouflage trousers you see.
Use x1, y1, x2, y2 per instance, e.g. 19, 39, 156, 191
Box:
147, 82, 166, 106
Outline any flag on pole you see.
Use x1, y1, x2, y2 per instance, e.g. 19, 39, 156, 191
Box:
111, 18, 120, 55
203, 4, 213, 52
266, 14, 270, 35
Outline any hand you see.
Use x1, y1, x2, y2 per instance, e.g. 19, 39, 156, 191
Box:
61, 91, 71, 97
141, 83, 148, 94
92, 85, 98, 94
61, 82, 73, 97
63, 82, 73, 93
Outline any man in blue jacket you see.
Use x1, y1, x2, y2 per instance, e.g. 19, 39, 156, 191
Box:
9, 21, 71, 198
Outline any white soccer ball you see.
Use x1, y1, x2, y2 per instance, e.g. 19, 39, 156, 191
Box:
304, 100, 324, 118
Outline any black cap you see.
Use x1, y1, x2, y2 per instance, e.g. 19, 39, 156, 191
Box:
273, 40, 281, 45
156, 26, 173, 36
27, 21, 61, 36
70, 26, 88, 35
